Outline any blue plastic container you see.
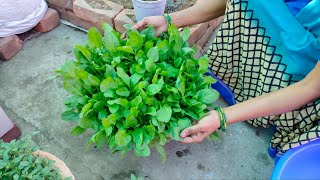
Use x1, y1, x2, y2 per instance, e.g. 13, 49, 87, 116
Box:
207, 69, 236, 105
271, 138, 320, 180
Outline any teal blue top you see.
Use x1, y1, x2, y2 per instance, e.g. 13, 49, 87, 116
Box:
285, 0, 312, 16
250, 0, 319, 82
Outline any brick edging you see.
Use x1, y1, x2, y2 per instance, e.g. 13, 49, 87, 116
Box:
46, 0, 224, 51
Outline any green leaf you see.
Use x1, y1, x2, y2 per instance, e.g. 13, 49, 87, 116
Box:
198, 56, 209, 73
107, 114, 117, 124
116, 87, 130, 97
157, 40, 169, 54
169, 126, 183, 141
102, 23, 113, 33
93, 101, 104, 112
176, 75, 186, 96
147, 46, 159, 62
144, 41, 154, 52
135, 146, 150, 157
109, 104, 120, 114
88, 74, 100, 86
63, 78, 83, 96
106, 64, 116, 78
181, 27, 190, 42
146, 107, 156, 116
107, 98, 129, 108
182, 47, 195, 56
146, 84, 162, 95
156, 104, 172, 123
174, 57, 182, 68
141, 26, 155, 39
115, 130, 132, 147
61, 110, 79, 121
158, 134, 166, 145
208, 131, 220, 141
155, 144, 166, 162
104, 29, 119, 51
177, 118, 192, 129
130, 73, 142, 88
127, 30, 143, 49
13, 174, 19, 180
125, 115, 138, 128
131, 96, 142, 107
203, 75, 217, 84
79, 102, 92, 118
105, 126, 113, 137
145, 58, 156, 72
104, 89, 117, 98
74, 45, 91, 61
132, 128, 144, 146
71, 126, 86, 135
100, 77, 117, 92
131, 174, 137, 180
19, 161, 29, 167
78, 116, 97, 129
196, 89, 220, 104
117, 67, 130, 87
88, 27, 103, 48
117, 46, 134, 54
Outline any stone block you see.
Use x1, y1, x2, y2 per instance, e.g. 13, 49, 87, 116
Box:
0, 35, 22, 61
114, 9, 135, 33
73, 0, 123, 26
34, 8, 60, 32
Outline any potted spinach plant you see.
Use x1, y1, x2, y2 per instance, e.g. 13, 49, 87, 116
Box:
55, 23, 220, 161
0, 135, 74, 180
131, 0, 167, 22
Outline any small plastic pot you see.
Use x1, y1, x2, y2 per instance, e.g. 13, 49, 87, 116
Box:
131, 0, 167, 22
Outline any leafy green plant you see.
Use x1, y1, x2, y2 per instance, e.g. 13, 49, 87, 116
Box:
131, 173, 143, 180
0, 135, 66, 180
56, 23, 219, 160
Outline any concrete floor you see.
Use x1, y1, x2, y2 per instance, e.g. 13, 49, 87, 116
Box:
0, 24, 274, 180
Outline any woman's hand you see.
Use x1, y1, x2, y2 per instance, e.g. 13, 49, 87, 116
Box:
131, 16, 169, 37
180, 110, 220, 143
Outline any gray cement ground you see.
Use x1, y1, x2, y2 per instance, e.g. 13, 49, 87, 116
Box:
0, 24, 274, 179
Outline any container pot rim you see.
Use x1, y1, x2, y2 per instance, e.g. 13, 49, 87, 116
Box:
33, 150, 75, 180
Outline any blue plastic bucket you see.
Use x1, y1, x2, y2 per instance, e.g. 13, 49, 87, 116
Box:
271, 138, 320, 180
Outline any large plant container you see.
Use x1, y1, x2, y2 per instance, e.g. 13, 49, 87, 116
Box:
131, 0, 167, 22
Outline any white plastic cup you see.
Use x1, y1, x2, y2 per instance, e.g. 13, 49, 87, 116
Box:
132, 0, 167, 22
0, 106, 14, 138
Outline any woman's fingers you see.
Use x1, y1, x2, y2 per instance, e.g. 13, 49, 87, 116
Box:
131, 17, 149, 31
181, 132, 206, 144
180, 124, 202, 138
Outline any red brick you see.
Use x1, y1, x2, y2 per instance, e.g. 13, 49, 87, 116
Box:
114, 9, 135, 33
0, 35, 22, 61
67, 11, 103, 34
34, 8, 60, 32
73, 0, 123, 26
46, 0, 73, 10
188, 22, 209, 45
48, 4, 69, 21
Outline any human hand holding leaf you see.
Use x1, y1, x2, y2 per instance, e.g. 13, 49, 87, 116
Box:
181, 110, 220, 143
